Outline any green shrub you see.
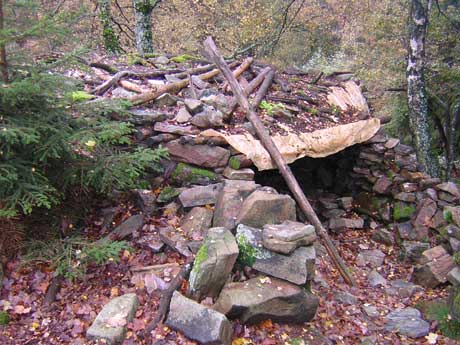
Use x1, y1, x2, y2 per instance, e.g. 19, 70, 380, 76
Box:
22, 237, 130, 281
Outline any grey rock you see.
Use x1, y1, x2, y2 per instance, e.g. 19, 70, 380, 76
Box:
87, 294, 138, 345
180, 207, 214, 240
385, 138, 400, 149
394, 221, 428, 242
368, 270, 387, 287
236, 224, 315, 285
329, 217, 364, 231
356, 249, 385, 268
450, 236, 460, 252
213, 180, 259, 230
191, 75, 210, 89
262, 221, 316, 254
411, 198, 437, 232
420, 178, 442, 189
439, 191, 458, 203
447, 266, 460, 285
321, 208, 346, 219
445, 206, 460, 227
133, 189, 156, 216
201, 93, 233, 117
153, 56, 170, 65
425, 188, 438, 200
371, 228, 393, 246
155, 93, 177, 107
166, 291, 233, 345
213, 276, 319, 324
165, 140, 230, 168
179, 183, 223, 207
104, 214, 144, 241
191, 106, 225, 128
184, 98, 204, 114
159, 226, 193, 258
222, 167, 254, 181
111, 87, 136, 98
335, 291, 358, 305
401, 183, 419, 193
154, 122, 199, 136
372, 176, 392, 194
188, 227, 239, 300
436, 182, 460, 198
401, 241, 431, 262
387, 280, 424, 298
236, 190, 296, 228
338, 197, 353, 210
394, 144, 415, 155
385, 307, 429, 338
175, 107, 192, 123
129, 109, 173, 124
363, 304, 379, 318
394, 192, 416, 203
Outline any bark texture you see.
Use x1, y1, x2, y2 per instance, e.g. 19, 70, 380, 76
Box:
0, 0, 8, 82
133, 0, 155, 55
98, 0, 121, 54
407, 0, 438, 176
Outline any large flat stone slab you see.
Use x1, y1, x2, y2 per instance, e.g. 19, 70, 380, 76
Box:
262, 221, 316, 254
236, 224, 315, 285
87, 293, 139, 345
166, 291, 233, 345
179, 183, 223, 207
214, 276, 319, 324
165, 140, 230, 168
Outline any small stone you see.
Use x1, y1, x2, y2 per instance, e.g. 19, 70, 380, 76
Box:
385, 308, 429, 338
387, 280, 424, 298
104, 214, 144, 241
335, 291, 358, 305
155, 93, 177, 107
371, 228, 393, 246
129, 109, 173, 124
338, 197, 353, 210
447, 225, 460, 240
394, 221, 428, 242
368, 270, 387, 287
394, 144, 415, 155
439, 191, 458, 203
394, 192, 416, 203
363, 304, 379, 318
153, 56, 169, 65
385, 138, 400, 149
436, 182, 460, 198
175, 107, 192, 123
179, 183, 223, 207
87, 294, 138, 345
184, 98, 204, 114
223, 167, 254, 181
425, 188, 438, 200
447, 266, 460, 285
356, 249, 385, 268
401, 241, 431, 262
180, 207, 213, 240
420, 178, 442, 189
449, 237, 460, 252
445, 206, 460, 227
159, 227, 193, 258
133, 189, 156, 216
201, 93, 233, 116
262, 221, 317, 254
373, 176, 392, 194
166, 291, 233, 345
329, 217, 364, 231
111, 87, 136, 98
191, 106, 225, 128
401, 182, 419, 193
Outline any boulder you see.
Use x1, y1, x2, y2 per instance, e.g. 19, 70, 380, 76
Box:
179, 183, 223, 207
87, 294, 138, 345
236, 190, 296, 228
384, 308, 429, 338
213, 277, 319, 324
188, 227, 239, 300
184, 98, 204, 114
166, 291, 233, 345
165, 140, 230, 168
262, 221, 316, 254
236, 224, 315, 285
213, 180, 259, 230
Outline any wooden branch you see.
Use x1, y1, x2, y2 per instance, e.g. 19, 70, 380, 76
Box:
128, 60, 240, 106
204, 37, 355, 286
252, 68, 275, 108
170, 64, 215, 79
142, 260, 193, 337
222, 57, 254, 91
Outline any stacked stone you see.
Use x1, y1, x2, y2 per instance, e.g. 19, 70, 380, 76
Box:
348, 131, 460, 288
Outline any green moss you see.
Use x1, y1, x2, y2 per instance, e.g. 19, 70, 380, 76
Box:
157, 186, 181, 203
288, 339, 304, 345
192, 244, 208, 273
127, 54, 147, 66
171, 163, 217, 185
0, 311, 9, 325
171, 54, 198, 63
71, 91, 95, 102
229, 157, 241, 170
445, 210, 454, 224
393, 202, 416, 221
425, 300, 460, 340
236, 234, 258, 266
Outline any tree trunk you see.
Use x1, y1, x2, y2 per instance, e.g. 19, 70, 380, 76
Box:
98, 0, 121, 54
407, 0, 438, 176
133, 0, 155, 56
0, 0, 8, 82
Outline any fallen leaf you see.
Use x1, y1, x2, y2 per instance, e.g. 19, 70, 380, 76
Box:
425, 332, 438, 344
14, 305, 31, 314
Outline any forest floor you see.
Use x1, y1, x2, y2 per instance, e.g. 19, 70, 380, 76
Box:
0, 199, 456, 345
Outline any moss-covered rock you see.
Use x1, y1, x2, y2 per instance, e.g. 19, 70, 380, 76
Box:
393, 201, 416, 222
171, 54, 198, 63
157, 186, 182, 203
171, 162, 219, 185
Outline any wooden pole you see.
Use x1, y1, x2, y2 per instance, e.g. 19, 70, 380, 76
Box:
203, 37, 355, 286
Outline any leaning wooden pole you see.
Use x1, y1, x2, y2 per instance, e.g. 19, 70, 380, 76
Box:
204, 37, 355, 286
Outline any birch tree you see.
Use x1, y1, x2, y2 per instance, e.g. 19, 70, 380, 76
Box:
133, 0, 162, 56
407, 0, 438, 176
